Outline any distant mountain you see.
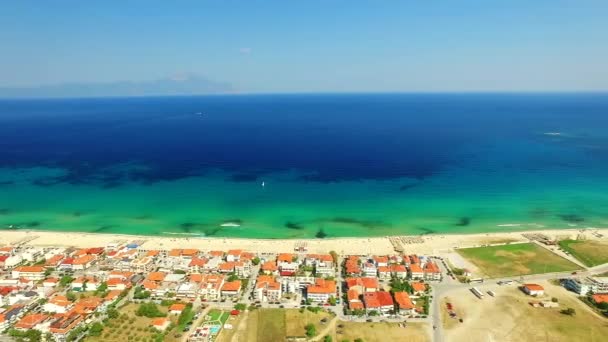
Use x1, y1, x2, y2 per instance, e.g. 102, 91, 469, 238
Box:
0, 74, 234, 98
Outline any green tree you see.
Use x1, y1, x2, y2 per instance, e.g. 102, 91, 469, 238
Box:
136, 303, 166, 318
66, 291, 77, 302
234, 303, 247, 311
107, 308, 119, 319
354, 339, 364, 342
324, 336, 333, 342
227, 273, 239, 282
305, 323, 317, 337
89, 322, 104, 336
59, 275, 75, 287
252, 257, 261, 265
328, 296, 337, 306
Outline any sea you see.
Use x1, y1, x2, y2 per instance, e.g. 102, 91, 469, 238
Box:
1, 93, 607, 239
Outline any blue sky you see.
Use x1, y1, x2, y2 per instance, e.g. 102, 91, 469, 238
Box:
1, 0, 607, 93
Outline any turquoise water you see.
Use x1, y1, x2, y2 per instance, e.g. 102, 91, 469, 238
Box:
1, 94, 608, 238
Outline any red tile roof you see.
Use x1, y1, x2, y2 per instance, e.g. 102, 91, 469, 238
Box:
592, 294, 608, 304
394, 292, 415, 310
364, 291, 393, 308
523, 284, 544, 291
221, 280, 242, 292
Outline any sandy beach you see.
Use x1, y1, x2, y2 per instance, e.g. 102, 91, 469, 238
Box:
2, 228, 607, 255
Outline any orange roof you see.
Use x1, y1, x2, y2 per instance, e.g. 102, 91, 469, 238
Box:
424, 261, 440, 273
14, 265, 44, 273
219, 262, 236, 271
390, 264, 407, 272
240, 252, 255, 261
189, 257, 208, 267
307, 254, 334, 262
347, 288, 361, 302
346, 277, 379, 290
147, 272, 166, 282
142, 280, 159, 290
373, 256, 388, 263
307, 279, 336, 294
49, 296, 71, 307
168, 249, 182, 257
146, 250, 160, 257
364, 291, 393, 308
109, 271, 134, 278
181, 249, 199, 256
408, 255, 420, 264
105, 290, 123, 301
349, 301, 365, 310
46, 254, 64, 266
524, 284, 544, 291
227, 249, 242, 256
277, 253, 295, 263
411, 282, 427, 292
169, 303, 186, 312
107, 278, 130, 286
592, 294, 608, 304
209, 250, 224, 257
221, 280, 242, 292
73, 297, 102, 314
394, 292, 415, 310
15, 314, 48, 329
189, 274, 204, 283
262, 262, 278, 271
152, 317, 169, 326
378, 266, 390, 273
73, 254, 95, 265
0, 314, 5, 323
44, 277, 59, 283
409, 264, 423, 273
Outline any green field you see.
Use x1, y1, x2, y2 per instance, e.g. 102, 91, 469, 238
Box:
558, 239, 608, 267
457, 243, 580, 278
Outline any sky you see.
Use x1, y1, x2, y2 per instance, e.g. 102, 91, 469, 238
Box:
1, 0, 607, 94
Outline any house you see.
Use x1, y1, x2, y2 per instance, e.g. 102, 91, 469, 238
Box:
390, 264, 408, 279
147, 272, 167, 283
43, 295, 73, 314
45, 254, 65, 268
234, 261, 252, 277
104, 290, 123, 303
226, 250, 243, 262
522, 284, 545, 296
73, 297, 103, 315
221, 280, 242, 298
362, 262, 378, 278
107, 277, 131, 291
409, 264, 424, 280
168, 249, 199, 261
11, 266, 45, 280
363, 291, 394, 314
58, 257, 74, 271
169, 303, 186, 314
43, 277, 59, 288
189, 257, 208, 274
176, 282, 199, 299
377, 266, 391, 280
346, 277, 379, 294
49, 313, 84, 339
373, 256, 389, 267
278, 262, 299, 277
261, 261, 278, 275
0, 314, 7, 332
347, 288, 364, 311
254, 275, 282, 303
411, 282, 427, 295
197, 274, 225, 301
72, 276, 99, 292
14, 313, 48, 330
4, 255, 23, 269
423, 261, 441, 281
563, 277, 608, 295
394, 292, 416, 315
592, 294, 608, 304
131, 257, 155, 273
0, 255, 9, 269
306, 279, 337, 304
152, 317, 171, 331
72, 255, 96, 270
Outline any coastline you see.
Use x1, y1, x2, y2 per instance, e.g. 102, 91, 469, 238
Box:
2, 227, 607, 255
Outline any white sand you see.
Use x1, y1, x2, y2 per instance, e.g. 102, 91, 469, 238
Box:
2, 228, 607, 255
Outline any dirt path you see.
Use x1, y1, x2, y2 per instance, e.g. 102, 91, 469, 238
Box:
310, 316, 337, 341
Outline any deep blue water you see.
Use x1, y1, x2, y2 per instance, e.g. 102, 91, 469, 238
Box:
2, 93, 607, 186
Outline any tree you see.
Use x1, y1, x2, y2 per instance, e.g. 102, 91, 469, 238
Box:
354, 339, 364, 342
329, 251, 338, 264
560, 307, 576, 316
597, 302, 608, 310
252, 257, 261, 265
66, 291, 77, 302
324, 336, 333, 342
305, 323, 317, 337
174, 269, 187, 274
107, 308, 119, 319
89, 322, 104, 336
551, 297, 558, 303
44, 268, 54, 277
368, 310, 379, 316
234, 303, 247, 311
328, 296, 337, 306
59, 275, 75, 287
136, 303, 165, 318
227, 273, 239, 282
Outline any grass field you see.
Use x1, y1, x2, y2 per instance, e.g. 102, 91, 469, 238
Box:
457, 242, 580, 278
243, 309, 334, 341
336, 321, 429, 342
558, 239, 608, 267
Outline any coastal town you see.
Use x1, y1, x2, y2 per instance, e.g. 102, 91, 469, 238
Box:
0, 228, 607, 342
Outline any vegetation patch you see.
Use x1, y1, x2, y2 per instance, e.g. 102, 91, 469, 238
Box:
457, 243, 579, 278
558, 239, 608, 267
